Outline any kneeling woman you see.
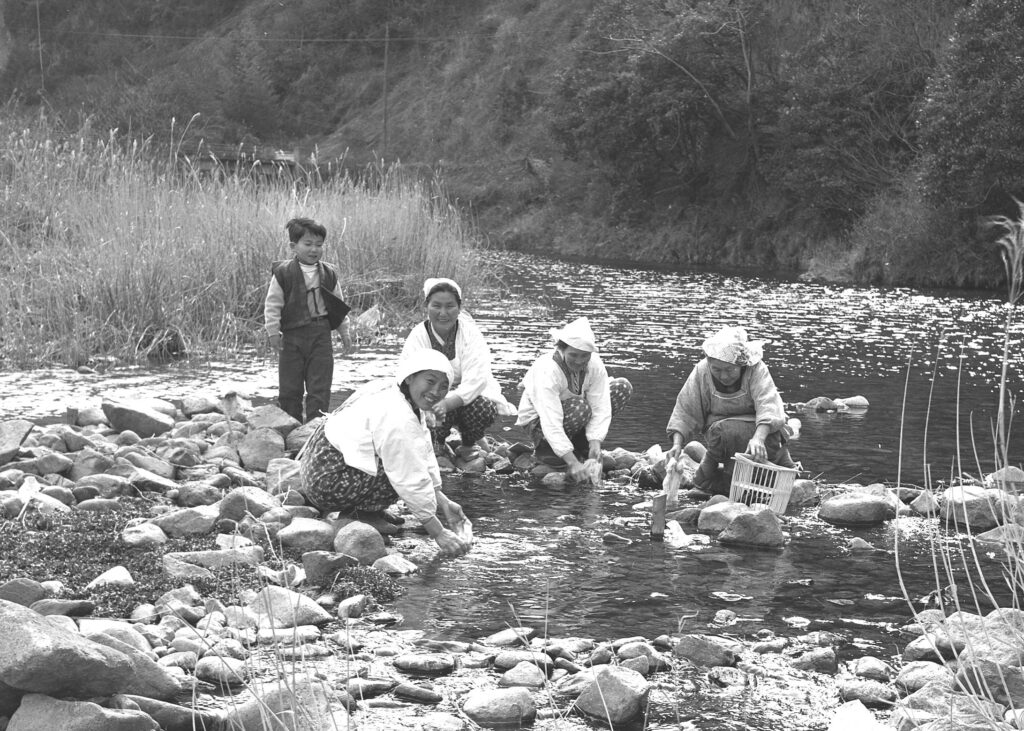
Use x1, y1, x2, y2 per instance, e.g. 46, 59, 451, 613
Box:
300, 350, 472, 558
516, 317, 633, 482
666, 326, 796, 495
400, 278, 516, 455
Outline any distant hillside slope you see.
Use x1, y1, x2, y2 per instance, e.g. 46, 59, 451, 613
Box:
3, 0, 1022, 289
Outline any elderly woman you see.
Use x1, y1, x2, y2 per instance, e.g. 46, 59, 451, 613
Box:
400, 278, 516, 457
516, 316, 633, 482
666, 326, 796, 495
300, 349, 472, 558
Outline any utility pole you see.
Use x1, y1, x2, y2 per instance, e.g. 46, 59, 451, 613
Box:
382, 22, 389, 160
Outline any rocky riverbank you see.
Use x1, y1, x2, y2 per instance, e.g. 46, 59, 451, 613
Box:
0, 392, 1022, 729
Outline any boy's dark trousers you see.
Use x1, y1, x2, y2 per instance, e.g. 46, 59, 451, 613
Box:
279, 319, 334, 422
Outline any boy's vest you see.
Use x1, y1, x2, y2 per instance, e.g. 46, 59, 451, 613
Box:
272, 259, 350, 331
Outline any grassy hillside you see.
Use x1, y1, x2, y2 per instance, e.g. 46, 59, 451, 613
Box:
2, 0, 1021, 289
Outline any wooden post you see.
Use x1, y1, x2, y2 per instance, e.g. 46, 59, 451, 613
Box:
651, 493, 667, 541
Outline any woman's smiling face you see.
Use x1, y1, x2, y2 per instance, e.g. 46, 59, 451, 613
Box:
426, 290, 461, 334
404, 369, 450, 410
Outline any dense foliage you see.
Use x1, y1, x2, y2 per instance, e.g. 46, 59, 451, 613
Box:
1, 0, 1021, 287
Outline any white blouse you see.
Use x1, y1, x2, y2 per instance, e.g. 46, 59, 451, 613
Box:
515, 350, 612, 457
400, 311, 516, 415
323, 380, 442, 522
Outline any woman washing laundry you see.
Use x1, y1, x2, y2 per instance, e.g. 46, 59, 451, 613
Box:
666, 326, 797, 495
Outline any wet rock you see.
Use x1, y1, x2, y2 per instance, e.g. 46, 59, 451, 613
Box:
237, 427, 286, 471
194, 655, 248, 688
462, 687, 536, 727
895, 661, 955, 694
956, 658, 1024, 707
837, 677, 898, 707
246, 585, 332, 629
718, 508, 786, 547
102, 400, 174, 438
122, 694, 224, 731
976, 524, 1024, 547
848, 655, 894, 682
910, 491, 941, 516
986, 465, 1024, 492
7, 693, 160, 730
499, 661, 547, 687
896, 681, 1006, 723
420, 712, 465, 731
788, 479, 819, 508
818, 492, 896, 526
0, 420, 35, 466
482, 627, 536, 647
333, 521, 387, 565
394, 653, 457, 676
940, 484, 1017, 531
805, 396, 838, 411
791, 647, 838, 674
574, 665, 649, 724
672, 634, 740, 667
697, 501, 752, 532
494, 649, 553, 673
337, 594, 369, 619
373, 553, 420, 575
394, 681, 443, 704
828, 699, 888, 731
347, 677, 396, 699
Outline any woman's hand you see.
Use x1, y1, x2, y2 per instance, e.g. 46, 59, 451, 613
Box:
434, 529, 471, 558
566, 460, 590, 483
746, 436, 767, 462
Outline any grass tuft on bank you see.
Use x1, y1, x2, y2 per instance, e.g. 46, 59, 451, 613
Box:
0, 108, 485, 369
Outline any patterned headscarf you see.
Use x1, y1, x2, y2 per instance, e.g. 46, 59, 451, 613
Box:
701, 326, 764, 366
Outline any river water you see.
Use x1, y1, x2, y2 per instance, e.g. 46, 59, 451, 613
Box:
3, 252, 1022, 729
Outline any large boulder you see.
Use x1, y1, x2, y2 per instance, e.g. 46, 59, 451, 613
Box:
940, 484, 1017, 531
0, 420, 34, 467
718, 509, 786, 547
246, 586, 333, 629
102, 400, 174, 438
8, 694, 160, 731
574, 665, 650, 724
818, 492, 896, 526
333, 521, 387, 565
462, 687, 536, 727
237, 428, 286, 471
0, 599, 135, 698
696, 501, 752, 532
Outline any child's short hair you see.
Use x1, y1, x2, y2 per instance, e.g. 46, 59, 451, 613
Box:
285, 217, 327, 243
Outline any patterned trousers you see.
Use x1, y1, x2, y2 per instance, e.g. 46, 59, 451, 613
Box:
299, 419, 397, 513
528, 377, 633, 462
694, 418, 796, 495
431, 396, 498, 449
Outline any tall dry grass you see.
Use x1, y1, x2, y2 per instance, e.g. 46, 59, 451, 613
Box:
0, 108, 486, 368
893, 201, 1024, 728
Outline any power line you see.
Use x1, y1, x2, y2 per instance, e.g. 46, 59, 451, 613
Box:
58, 29, 497, 44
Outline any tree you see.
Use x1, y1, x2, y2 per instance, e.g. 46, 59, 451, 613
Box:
916, 0, 1024, 217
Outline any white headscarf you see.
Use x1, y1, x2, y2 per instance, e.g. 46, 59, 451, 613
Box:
550, 316, 598, 353
702, 326, 764, 366
422, 278, 463, 301
395, 348, 455, 386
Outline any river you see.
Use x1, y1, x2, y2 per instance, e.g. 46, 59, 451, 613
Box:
3, 251, 1021, 729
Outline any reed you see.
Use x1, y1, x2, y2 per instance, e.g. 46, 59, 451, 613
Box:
0, 108, 485, 369
893, 200, 1024, 728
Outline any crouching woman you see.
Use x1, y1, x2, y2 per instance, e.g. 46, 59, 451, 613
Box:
300, 350, 472, 558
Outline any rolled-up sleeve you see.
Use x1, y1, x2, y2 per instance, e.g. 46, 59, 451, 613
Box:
452, 317, 491, 405
530, 360, 575, 457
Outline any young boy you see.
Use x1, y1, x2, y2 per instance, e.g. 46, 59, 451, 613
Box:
264, 217, 352, 422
